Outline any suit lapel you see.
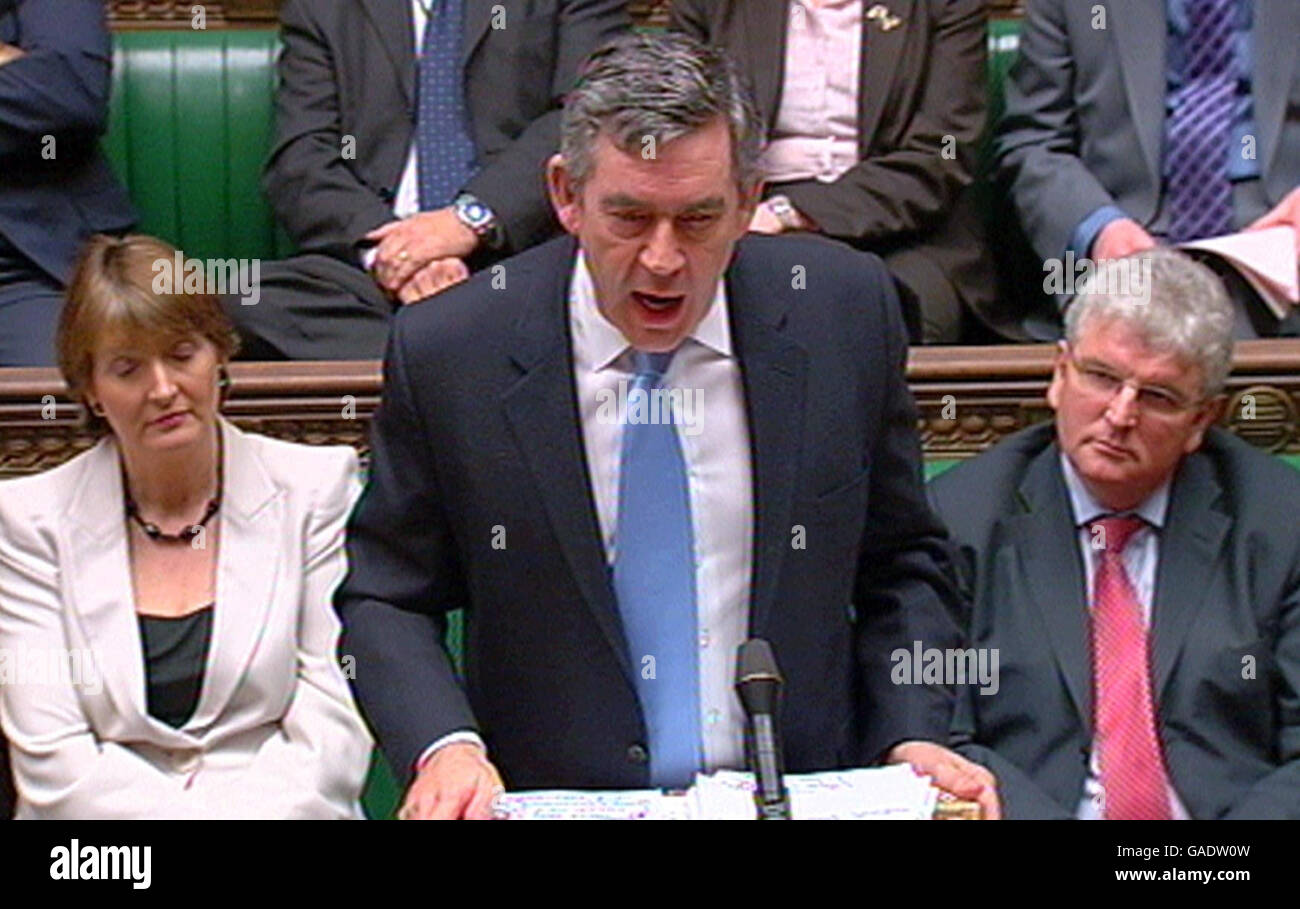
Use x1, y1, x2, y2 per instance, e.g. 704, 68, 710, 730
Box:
60, 440, 155, 738
1005, 444, 1094, 735
1149, 451, 1229, 703
1109, 0, 1167, 190
461, 0, 496, 68
856, 0, 915, 154
188, 420, 283, 730
501, 239, 635, 687
363, 0, 416, 105
726, 245, 809, 637
742, 0, 791, 128
1253, 0, 1300, 178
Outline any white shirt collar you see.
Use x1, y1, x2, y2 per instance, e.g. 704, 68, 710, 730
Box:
1060, 451, 1171, 530
569, 249, 733, 374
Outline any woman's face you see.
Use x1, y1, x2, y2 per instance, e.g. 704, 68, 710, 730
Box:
86, 330, 224, 456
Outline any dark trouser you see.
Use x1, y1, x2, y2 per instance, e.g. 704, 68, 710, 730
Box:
1195, 255, 1300, 340
0, 235, 62, 367
223, 254, 397, 360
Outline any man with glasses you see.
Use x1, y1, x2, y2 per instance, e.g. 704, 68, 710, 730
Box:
929, 248, 1300, 819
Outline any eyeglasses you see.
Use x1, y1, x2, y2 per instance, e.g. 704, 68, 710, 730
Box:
1066, 354, 1203, 418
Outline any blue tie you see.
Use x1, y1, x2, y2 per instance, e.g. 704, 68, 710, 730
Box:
1165, 0, 1238, 242
417, 0, 477, 211
612, 349, 703, 788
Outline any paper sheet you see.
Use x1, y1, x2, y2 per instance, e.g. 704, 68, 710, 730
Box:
1178, 226, 1299, 319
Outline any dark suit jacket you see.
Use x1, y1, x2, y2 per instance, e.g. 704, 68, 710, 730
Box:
335, 233, 965, 789
996, 0, 1300, 266
0, 0, 134, 284
263, 0, 629, 265
929, 423, 1300, 819
670, 0, 1001, 341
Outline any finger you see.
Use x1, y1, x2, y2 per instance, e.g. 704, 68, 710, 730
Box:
399, 271, 435, 305
366, 221, 403, 241
978, 784, 1002, 821
464, 777, 503, 821
428, 786, 474, 820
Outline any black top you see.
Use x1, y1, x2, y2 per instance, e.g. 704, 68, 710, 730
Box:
138, 605, 214, 729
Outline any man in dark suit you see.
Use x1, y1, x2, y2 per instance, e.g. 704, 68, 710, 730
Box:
0, 0, 135, 366
336, 33, 999, 819
230, 0, 628, 360
930, 249, 1300, 819
670, 0, 998, 344
996, 0, 1300, 338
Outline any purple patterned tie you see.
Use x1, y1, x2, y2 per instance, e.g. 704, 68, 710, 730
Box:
1165, 0, 1237, 243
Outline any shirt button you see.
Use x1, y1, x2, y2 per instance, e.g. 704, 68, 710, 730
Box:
626, 744, 649, 765
699, 631, 710, 649
705, 709, 721, 726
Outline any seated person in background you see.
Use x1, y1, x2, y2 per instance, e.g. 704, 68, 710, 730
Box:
335, 32, 998, 820
231, 0, 629, 360
670, 0, 999, 343
0, 0, 135, 366
930, 249, 1300, 819
996, 0, 1300, 338
0, 235, 372, 819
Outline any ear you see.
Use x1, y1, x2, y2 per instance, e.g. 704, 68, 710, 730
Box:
1184, 394, 1225, 453
1046, 341, 1069, 411
736, 178, 764, 226
546, 154, 582, 236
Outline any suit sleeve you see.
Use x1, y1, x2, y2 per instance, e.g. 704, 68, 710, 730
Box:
261, 0, 396, 261
1222, 565, 1300, 819
193, 450, 374, 819
852, 266, 965, 763
462, 0, 629, 255
0, 0, 112, 159
0, 495, 192, 819
992, 0, 1122, 262
333, 317, 479, 785
779, 0, 987, 244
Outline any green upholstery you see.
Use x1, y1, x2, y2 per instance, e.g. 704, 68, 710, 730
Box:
106, 29, 295, 262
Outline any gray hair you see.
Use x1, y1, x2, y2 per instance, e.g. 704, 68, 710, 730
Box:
560, 31, 766, 191
1064, 248, 1235, 396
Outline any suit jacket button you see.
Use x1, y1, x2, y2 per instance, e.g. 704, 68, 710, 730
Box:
626, 744, 649, 765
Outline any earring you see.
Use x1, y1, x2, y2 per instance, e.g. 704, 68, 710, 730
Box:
89, 401, 105, 416
217, 366, 232, 391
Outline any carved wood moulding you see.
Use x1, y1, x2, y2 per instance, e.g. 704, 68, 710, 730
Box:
4, 343, 1299, 479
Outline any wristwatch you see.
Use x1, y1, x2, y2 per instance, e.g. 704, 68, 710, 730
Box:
765, 194, 803, 231
453, 193, 504, 250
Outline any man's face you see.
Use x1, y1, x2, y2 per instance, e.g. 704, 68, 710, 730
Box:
1047, 316, 1220, 511
547, 116, 759, 352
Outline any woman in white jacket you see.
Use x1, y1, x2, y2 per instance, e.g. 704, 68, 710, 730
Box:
0, 234, 372, 819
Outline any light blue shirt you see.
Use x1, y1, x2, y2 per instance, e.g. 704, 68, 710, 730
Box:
1060, 454, 1190, 819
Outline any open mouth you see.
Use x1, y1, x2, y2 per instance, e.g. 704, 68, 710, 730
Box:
632, 291, 686, 323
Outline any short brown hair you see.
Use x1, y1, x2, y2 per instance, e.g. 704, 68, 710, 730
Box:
59, 234, 240, 431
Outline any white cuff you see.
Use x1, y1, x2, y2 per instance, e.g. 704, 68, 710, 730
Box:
415, 731, 486, 774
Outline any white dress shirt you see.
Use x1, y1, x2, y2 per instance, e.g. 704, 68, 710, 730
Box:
420, 253, 756, 776
1061, 454, 1190, 820
571, 252, 755, 773
759, 0, 864, 185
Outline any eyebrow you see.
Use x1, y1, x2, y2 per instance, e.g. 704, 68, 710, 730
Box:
599, 194, 727, 215
1077, 356, 1187, 396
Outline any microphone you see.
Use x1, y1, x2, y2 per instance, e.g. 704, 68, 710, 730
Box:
734, 638, 791, 820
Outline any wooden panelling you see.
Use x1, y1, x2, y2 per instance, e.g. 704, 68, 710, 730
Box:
4, 342, 1300, 478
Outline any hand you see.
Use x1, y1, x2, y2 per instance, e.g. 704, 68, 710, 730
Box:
398, 742, 505, 820
1247, 186, 1300, 256
366, 208, 478, 294
886, 740, 1002, 820
748, 203, 786, 235
396, 257, 470, 305
0, 42, 25, 66
1092, 218, 1157, 262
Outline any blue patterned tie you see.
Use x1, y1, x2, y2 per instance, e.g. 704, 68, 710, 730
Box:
1165, 0, 1238, 242
417, 0, 477, 211
612, 349, 703, 788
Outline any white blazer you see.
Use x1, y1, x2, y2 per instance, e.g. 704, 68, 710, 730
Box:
0, 419, 373, 819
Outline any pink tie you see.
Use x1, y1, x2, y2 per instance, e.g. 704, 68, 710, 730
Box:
1089, 515, 1173, 820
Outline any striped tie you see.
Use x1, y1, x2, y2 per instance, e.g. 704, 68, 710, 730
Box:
1164, 0, 1238, 242
1089, 515, 1173, 820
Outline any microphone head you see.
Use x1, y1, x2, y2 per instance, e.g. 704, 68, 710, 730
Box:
735, 639, 783, 715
